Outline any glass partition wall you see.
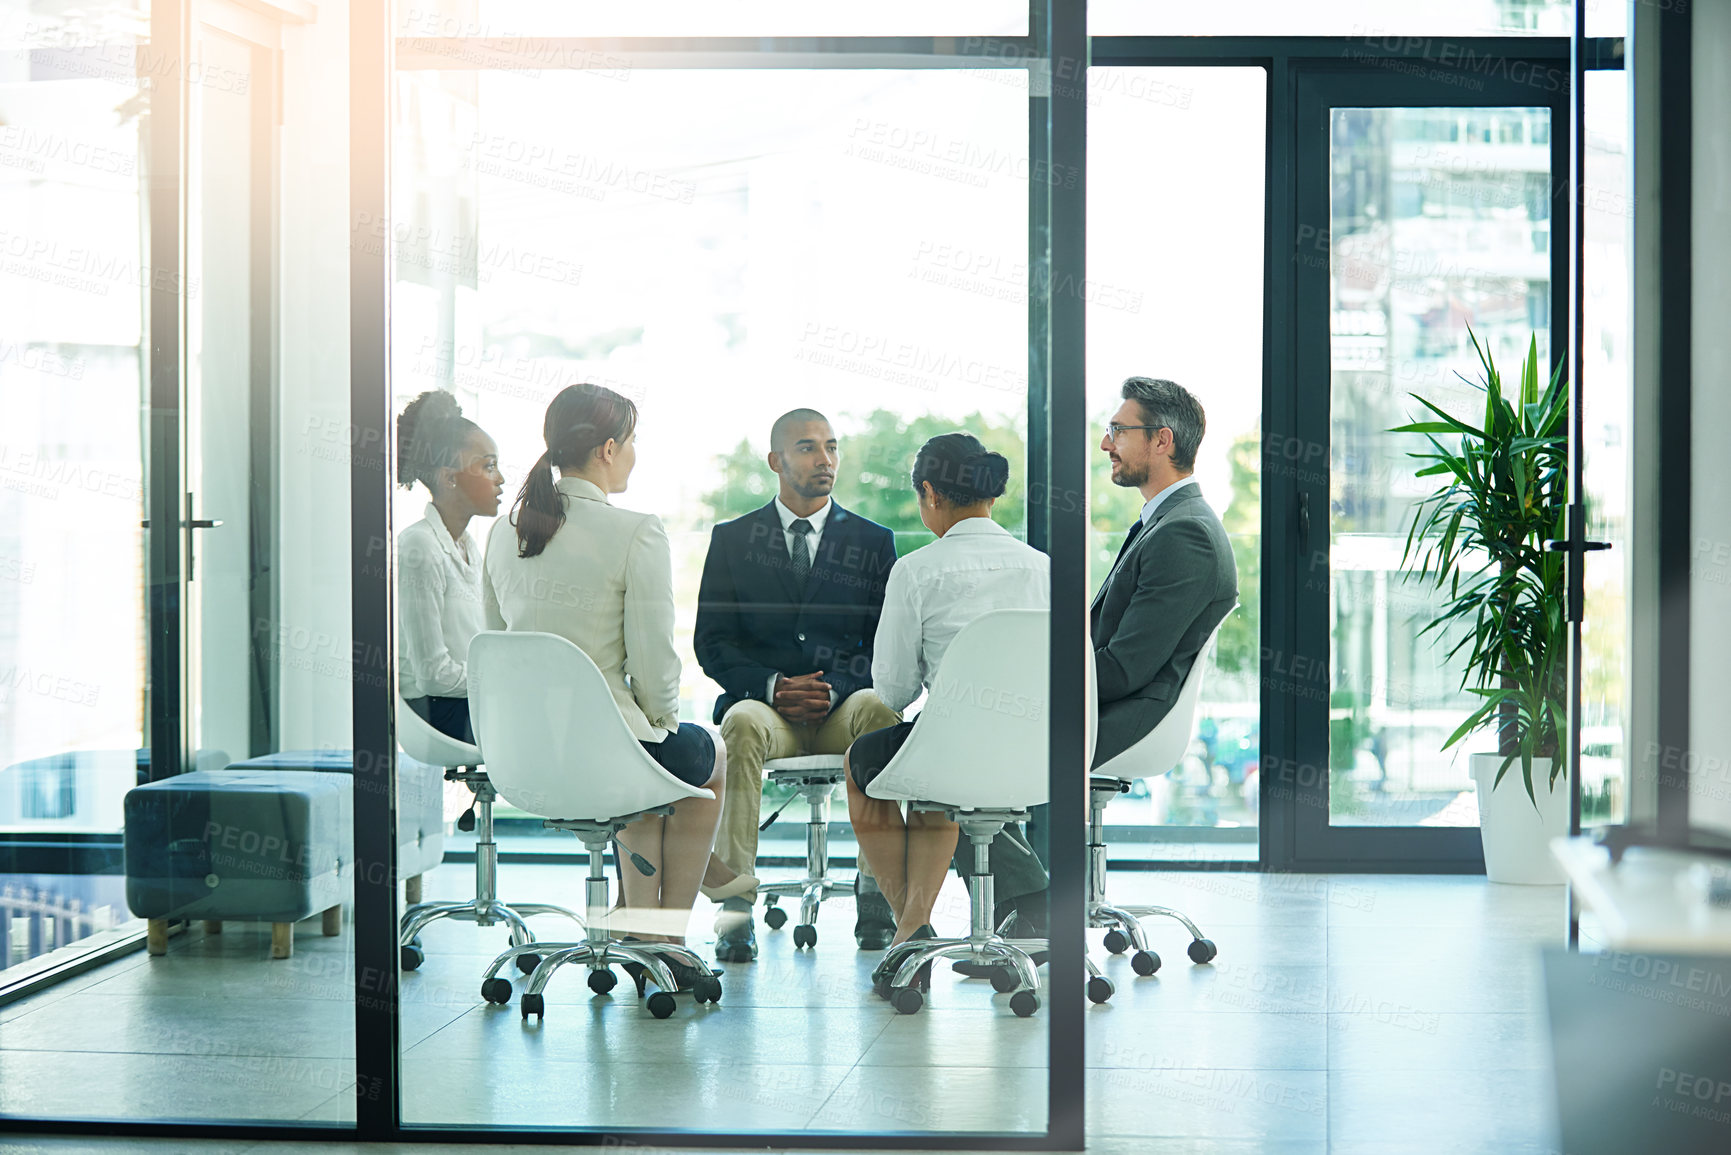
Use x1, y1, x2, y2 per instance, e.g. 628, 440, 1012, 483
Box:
0, 0, 1628, 1144
360, 0, 1087, 1143
0, 0, 361, 1126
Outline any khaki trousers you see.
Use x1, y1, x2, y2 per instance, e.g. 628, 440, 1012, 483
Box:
714, 690, 901, 887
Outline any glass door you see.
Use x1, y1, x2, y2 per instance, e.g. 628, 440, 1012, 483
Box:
187, 14, 272, 764
1288, 64, 1569, 868
0, 0, 155, 994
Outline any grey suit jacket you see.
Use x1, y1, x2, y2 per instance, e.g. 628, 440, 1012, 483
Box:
1090, 482, 1238, 768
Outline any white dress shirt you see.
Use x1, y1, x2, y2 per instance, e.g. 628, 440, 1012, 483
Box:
774, 495, 831, 568
767, 496, 836, 704
482, 476, 681, 743
397, 503, 486, 699
870, 516, 1051, 714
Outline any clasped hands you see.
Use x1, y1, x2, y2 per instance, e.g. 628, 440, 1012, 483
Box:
772, 670, 833, 725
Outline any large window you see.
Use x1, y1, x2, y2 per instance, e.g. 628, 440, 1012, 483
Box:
1087, 67, 1266, 858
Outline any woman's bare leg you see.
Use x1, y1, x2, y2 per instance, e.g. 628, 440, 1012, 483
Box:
615, 814, 663, 938
656, 733, 726, 945
846, 750, 909, 926
897, 809, 959, 938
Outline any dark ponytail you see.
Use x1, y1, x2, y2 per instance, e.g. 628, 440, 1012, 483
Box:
910, 432, 1010, 506
511, 383, 638, 558
397, 390, 480, 492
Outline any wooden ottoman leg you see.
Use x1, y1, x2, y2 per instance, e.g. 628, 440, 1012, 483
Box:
147, 919, 169, 956
203, 920, 223, 935
271, 921, 294, 959
405, 874, 423, 906
322, 904, 342, 936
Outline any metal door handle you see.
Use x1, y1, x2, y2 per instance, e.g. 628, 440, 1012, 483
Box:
1298, 491, 1311, 555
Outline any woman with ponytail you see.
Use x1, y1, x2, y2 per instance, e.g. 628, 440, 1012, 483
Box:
396, 390, 504, 743
482, 384, 725, 962
843, 432, 1050, 970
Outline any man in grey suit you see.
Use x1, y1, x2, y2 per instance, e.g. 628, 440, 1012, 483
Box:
956, 377, 1237, 975
1090, 376, 1239, 764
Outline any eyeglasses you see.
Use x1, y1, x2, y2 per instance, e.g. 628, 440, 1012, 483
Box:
1105, 423, 1166, 443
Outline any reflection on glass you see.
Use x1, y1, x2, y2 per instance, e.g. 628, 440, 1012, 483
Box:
392, 66, 1046, 1133
1093, 0, 1574, 36
1580, 71, 1630, 826
2, 2, 362, 1125
0, 0, 151, 992
1326, 106, 1551, 827
396, 0, 1027, 38
1088, 68, 1265, 857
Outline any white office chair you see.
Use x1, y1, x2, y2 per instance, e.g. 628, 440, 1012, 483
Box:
467, 631, 721, 1021
1088, 614, 1233, 978
395, 694, 583, 973
756, 754, 848, 947
866, 609, 1051, 1017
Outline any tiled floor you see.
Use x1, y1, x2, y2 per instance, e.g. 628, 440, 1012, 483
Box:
0, 866, 1575, 1153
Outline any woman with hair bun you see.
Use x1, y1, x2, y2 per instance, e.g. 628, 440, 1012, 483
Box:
844, 432, 1050, 966
482, 384, 725, 965
396, 389, 504, 743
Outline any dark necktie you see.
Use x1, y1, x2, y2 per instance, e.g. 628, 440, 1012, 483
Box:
1111, 517, 1146, 570
788, 519, 814, 586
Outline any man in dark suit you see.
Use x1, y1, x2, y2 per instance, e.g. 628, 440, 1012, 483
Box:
1090, 376, 1239, 765
958, 377, 1237, 977
695, 409, 902, 962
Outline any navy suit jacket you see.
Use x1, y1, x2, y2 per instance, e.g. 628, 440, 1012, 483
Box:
694, 500, 898, 724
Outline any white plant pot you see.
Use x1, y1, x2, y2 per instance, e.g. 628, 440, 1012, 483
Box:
1470, 754, 1567, 884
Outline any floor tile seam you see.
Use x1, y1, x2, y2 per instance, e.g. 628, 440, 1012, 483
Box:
799, 1014, 897, 1129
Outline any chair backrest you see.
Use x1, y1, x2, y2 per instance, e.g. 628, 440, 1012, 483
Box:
395, 693, 482, 769
866, 609, 1051, 810
468, 631, 712, 820
1092, 610, 1233, 782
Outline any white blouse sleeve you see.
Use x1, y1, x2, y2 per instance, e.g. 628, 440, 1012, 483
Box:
621, 515, 682, 733
398, 533, 468, 697
870, 562, 922, 715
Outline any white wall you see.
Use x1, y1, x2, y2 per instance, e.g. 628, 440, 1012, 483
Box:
275, 1, 355, 751
1689, 0, 1731, 837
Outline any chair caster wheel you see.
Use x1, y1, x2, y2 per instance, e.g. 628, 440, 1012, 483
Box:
516, 952, 541, 975
481, 977, 512, 1004
647, 991, 678, 1018
1087, 976, 1115, 1004
990, 968, 1021, 994
693, 976, 723, 1004
1188, 938, 1218, 964
1130, 949, 1161, 976
792, 924, 817, 949
1102, 930, 1129, 955
1010, 991, 1041, 1017
519, 992, 543, 1020
873, 976, 892, 1001
764, 906, 788, 930
891, 987, 924, 1015
588, 968, 617, 995
400, 943, 425, 971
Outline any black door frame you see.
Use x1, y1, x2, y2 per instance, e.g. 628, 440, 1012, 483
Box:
1284, 61, 1572, 871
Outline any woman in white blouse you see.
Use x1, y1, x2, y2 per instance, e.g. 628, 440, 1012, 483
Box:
396, 390, 504, 743
482, 384, 725, 959
844, 433, 1050, 959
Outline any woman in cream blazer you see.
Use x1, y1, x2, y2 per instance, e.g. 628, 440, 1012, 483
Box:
482, 384, 725, 956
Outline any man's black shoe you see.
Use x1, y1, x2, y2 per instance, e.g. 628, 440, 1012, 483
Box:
714, 900, 758, 962
854, 877, 896, 950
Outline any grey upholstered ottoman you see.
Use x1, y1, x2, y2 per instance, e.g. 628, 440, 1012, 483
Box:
124, 769, 351, 958
225, 748, 447, 905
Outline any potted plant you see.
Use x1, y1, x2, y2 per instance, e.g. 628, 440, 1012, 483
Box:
1394, 330, 1570, 884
